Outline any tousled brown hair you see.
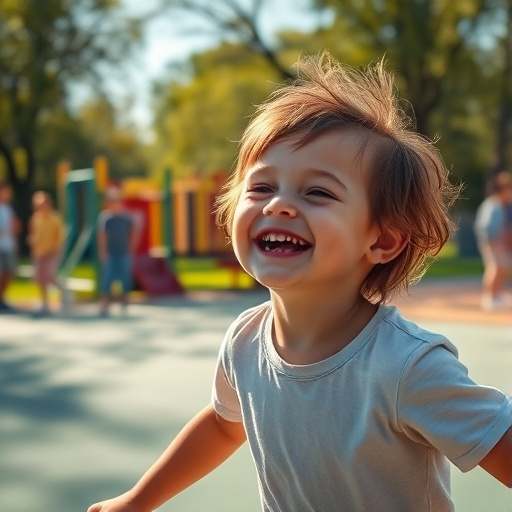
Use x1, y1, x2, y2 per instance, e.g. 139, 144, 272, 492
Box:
215, 52, 460, 303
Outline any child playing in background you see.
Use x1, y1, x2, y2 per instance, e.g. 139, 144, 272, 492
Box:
28, 190, 68, 316
474, 171, 512, 310
88, 53, 512, 512
0, 181, 20, 313
97, 187, 139, 317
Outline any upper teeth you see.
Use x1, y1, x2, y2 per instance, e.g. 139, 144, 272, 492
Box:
262, 233, 306, 245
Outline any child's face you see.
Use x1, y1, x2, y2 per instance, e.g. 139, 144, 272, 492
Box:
33, 197, 48, 211
0, 186, 10, 203
232, 129, 381, 292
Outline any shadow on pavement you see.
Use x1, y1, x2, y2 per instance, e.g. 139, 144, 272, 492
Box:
1, 284, 510, 512
1, 290, 268, 512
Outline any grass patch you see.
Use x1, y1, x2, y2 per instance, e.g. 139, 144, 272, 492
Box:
425, 257, 483, 279
6, 250, 483, 305
6, 257, 255, 304
424, 242, 482, 279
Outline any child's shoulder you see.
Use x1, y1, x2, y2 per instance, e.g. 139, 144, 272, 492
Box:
378, 305, 458, 357
223, 301, 271, 344
231, 300, 271, 329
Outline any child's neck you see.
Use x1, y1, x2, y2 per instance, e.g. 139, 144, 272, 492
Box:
269, 290, 378, 365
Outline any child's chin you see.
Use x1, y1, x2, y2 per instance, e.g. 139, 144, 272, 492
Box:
254, 273, 301, 290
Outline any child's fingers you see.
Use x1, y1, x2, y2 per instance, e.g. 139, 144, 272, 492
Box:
86, 499, 135, 512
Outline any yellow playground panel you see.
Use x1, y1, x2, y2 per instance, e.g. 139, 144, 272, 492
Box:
122, 172, 229, 257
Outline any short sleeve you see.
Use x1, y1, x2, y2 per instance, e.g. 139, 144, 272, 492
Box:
97, 211, 107, 231
211, 326, 243, 422
397, 343, 512, 472
487, 207, 505, 240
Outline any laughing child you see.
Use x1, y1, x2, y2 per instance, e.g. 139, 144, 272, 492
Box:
88, 53, 512, 512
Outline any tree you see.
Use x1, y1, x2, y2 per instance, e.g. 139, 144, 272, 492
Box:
152, 0, 510, 204
159, 0, 295, 80
27, 94, 148, 197
0, 0, 144, 237
150, 42, 283, 179
161, 0, 505, 136
78, 97, 149, 180
314, 0, 506, 136
489, 0, 512, 176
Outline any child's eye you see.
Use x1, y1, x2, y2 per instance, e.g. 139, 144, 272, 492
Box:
247, 184, 273, 194
307, 188, 335, 199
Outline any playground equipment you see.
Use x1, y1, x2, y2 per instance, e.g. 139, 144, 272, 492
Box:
171, 172, 228, 256
57, 162, 99, 292
57, 157, 184, 296
120, 170, 250, 290
57, 156, 251, 295
108, 171, 231, 258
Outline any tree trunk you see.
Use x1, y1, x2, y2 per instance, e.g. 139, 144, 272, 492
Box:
0, 138, 35, 256
11, 178, 33, 257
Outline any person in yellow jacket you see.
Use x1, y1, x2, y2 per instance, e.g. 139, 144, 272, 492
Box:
28, 191, 69, 316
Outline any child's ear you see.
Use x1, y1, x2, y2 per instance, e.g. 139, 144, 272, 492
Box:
367, 228, 408, 265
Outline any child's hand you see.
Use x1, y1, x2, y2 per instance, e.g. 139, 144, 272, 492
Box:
87, 493, 145, 512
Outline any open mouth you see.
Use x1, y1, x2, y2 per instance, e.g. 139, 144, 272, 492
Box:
256, 232, 312, 253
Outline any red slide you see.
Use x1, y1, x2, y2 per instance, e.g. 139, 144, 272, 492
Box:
133, 255, 184, 295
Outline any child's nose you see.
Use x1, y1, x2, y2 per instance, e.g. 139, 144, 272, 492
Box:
262, 196, 297, 217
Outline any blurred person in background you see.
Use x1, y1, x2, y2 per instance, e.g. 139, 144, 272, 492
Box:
97, 187, 140, 317
0, 181, 20, 313
27, 191, 69, 317
474, 171, 512, 310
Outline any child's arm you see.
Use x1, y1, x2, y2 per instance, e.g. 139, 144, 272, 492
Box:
97, 225, 107, 263
129, 216, 141, 255
87, 404, 246, 512
479, 425, 512, 487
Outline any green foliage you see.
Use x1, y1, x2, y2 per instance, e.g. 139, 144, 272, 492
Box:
151, 0, 510, 208
310, 0, 512, 202
150, 42, 283, 179
0, 0, 145, 230
75, 98, 149, 179
314, 0, 503, 132
0, 0, 510, 224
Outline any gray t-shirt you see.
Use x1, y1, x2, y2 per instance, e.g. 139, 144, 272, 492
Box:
0, 203, 15, 251
474, 196, 506, 243
212, 303, 512, 512
97, 211, 134, 256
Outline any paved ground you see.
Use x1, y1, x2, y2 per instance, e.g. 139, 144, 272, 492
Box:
393, 277, 512, 326
1, 279, 511, 512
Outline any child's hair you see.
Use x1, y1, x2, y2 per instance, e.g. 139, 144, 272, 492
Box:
216, 52, 460, 303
